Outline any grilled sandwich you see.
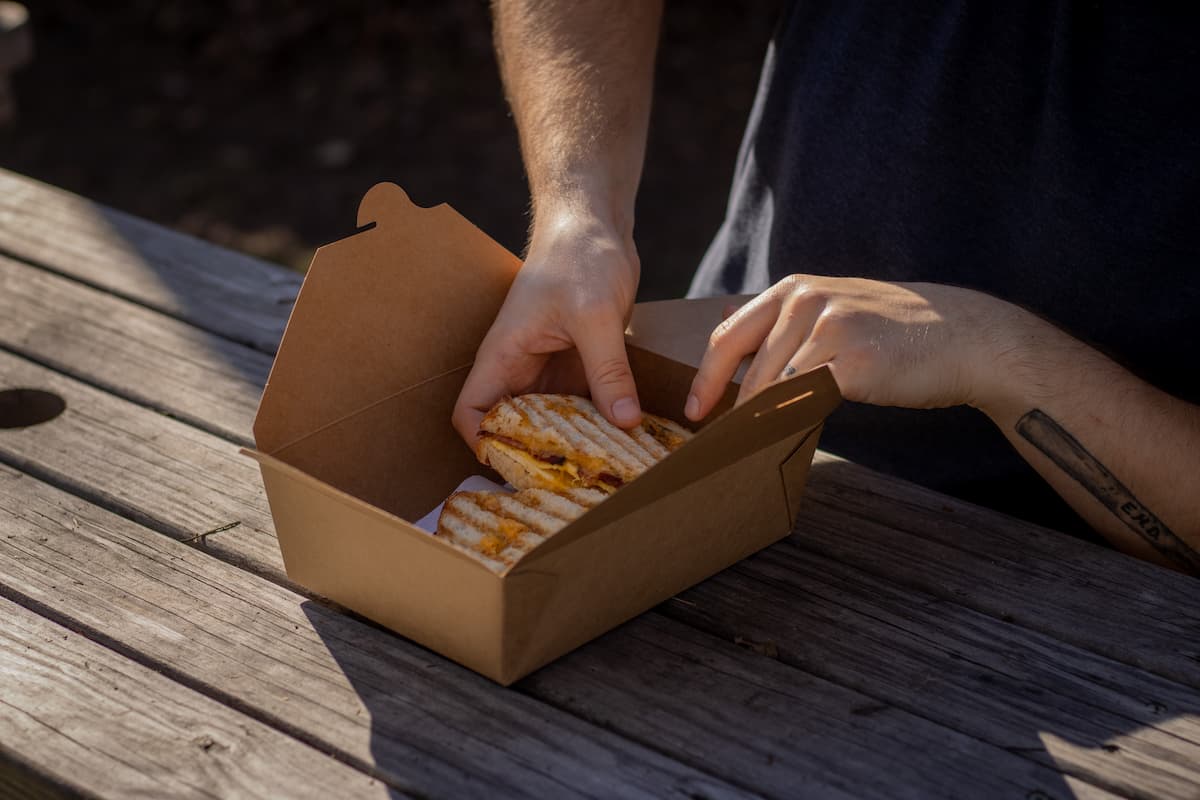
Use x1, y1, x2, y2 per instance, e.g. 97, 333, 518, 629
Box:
436, 486, 607, 572
435, 393, 693, 572
476, 394, 692, 494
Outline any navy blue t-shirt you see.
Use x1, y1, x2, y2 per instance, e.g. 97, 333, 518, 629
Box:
690, 2, 1200, 535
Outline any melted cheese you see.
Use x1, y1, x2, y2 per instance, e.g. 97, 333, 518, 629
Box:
485, 438, 594, 491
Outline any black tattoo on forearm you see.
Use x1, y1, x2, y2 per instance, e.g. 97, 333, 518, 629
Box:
1016, 409, 1200, 573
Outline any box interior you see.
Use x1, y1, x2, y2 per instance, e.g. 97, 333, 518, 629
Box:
265, 342, 738, 525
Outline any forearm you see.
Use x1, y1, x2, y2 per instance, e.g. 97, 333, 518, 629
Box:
974, 307, 1200, 573
492, 0, 662, 236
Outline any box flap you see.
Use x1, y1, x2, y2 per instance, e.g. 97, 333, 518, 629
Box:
253, 183, 521, 454
512, 363, 841, 566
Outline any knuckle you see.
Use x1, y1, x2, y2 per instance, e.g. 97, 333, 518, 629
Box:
708, 318, 736, 349
813, 305, 852, 336
779, 274, 806, 294
589, 356, 634, 388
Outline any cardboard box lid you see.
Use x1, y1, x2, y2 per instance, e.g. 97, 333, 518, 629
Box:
254, 183, 521, 455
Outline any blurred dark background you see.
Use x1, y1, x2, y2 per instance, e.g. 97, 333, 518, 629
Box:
0, 0, 779, 300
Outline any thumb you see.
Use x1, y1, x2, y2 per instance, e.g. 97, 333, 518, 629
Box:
573, 315, 642, 428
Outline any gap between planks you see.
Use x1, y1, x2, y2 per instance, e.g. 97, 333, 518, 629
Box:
0, 168, 300, 354
0, 249, 272, 446
0, 593, 390, 799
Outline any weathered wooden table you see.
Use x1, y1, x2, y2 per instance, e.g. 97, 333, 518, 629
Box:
0, 167, 1197, 800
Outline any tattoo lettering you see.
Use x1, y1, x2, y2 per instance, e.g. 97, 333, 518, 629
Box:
1016, 409, 1200, 573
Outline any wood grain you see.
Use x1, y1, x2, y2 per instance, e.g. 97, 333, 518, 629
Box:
0, 168, 300, 352
527, 614, 1122, 800
0, 466, 1117, 800
0, 348, 284, 581
0, 252, 269, 445
801, 453, 1200, 689
0, 465, 748, 800
661, 542, 1200, 800
0, 594, 386, 799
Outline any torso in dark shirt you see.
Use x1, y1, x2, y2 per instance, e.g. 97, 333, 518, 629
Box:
690, 2, 1200, 535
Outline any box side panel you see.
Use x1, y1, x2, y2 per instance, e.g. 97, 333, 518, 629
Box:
499, 431, 809, 682
626, 296, 755, 372
627, 346, 736, 428
257, 460, 507, 681
782, 424, 824, 522
272, 370, 486, 523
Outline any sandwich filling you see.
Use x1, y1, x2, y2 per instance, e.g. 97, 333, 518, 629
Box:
478, 433, 623, 492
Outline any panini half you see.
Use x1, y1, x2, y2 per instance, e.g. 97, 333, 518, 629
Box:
436, 487, 605, 572
476, 394, 692, 494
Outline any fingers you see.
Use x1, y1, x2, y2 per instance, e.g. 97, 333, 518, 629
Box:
685, 293, 781, 421
452, 340, 544, 452
736, 303, 819, 404
571, 313, 642, 428
452, 352, 505, 452
451, 400, 487, 455
777, 338, 832, 389
721, 293, 755, 320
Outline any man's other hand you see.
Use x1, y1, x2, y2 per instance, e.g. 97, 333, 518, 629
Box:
685, 274, 1021, 420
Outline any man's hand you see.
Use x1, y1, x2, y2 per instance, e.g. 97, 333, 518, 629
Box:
454, 0, 662, 446
686, 272, 1200, 574
452, 214, 641, 449
685, 275, 1007, 420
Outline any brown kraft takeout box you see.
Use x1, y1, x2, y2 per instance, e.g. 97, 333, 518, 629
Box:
244, 183, 841, 685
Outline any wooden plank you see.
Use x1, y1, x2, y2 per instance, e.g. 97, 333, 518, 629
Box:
0, 468, 1118, 800
0, 594, 386, 799
0, 465, 749, 800
530, 615, 1121, 800
0, 168, 299, 352
661, 542, 1200, 800
0, 252, 269, 445
0, 348, 285, 582
800, 452, 1200, 689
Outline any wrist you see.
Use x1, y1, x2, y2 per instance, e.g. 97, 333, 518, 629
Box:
529, 171, 637, 242
964, 298, 1070, 424
528, 207, 640, 281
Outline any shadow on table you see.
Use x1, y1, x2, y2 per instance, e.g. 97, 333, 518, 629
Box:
300, 600, 449, 800
305, 556, 1200, 800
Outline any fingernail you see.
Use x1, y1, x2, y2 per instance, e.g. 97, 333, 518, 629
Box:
612, 397, 641, 426
685, 393, 700, 420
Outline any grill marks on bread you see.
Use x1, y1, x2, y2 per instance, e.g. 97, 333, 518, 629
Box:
478, 394, 693, 492
438, 394, 693, 572
437, 487, 595, 572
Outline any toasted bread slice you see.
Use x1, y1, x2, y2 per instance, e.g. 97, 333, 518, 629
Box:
477, 394, 692, 493
436, 487, 597, 573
